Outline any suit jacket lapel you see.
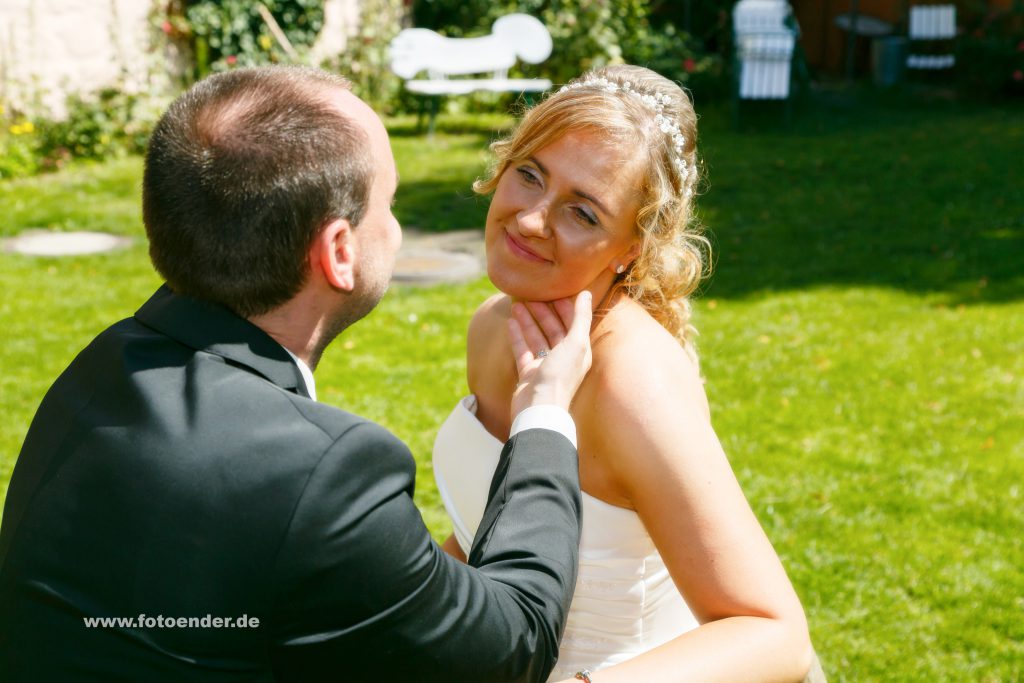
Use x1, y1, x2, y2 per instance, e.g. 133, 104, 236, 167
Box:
134, 285, 311, 399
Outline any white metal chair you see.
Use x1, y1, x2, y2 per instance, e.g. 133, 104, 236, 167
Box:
906, 4, 957, 70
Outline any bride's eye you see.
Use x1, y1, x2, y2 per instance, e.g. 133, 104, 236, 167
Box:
516, 167, 541, 186
573, 206, 598, 226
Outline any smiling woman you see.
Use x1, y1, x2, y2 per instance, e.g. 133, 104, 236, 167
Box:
474, 65, 706, 363
482, 128, 643, 303
432, 64, 821, 683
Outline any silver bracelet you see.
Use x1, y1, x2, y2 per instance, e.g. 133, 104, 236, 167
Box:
574, 670, 593, 683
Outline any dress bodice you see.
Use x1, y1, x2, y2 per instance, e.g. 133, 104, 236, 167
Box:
433, 396, 698, 681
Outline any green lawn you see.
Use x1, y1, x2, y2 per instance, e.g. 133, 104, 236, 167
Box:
1, 91, 1021, 680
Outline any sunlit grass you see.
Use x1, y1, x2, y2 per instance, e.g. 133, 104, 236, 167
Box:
1, 94, 1021, 680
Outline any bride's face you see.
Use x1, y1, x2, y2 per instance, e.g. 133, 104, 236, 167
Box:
484, 129, 642, 302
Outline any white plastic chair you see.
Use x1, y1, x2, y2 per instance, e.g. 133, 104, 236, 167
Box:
906, 4, 957, 70
733, 0, 796, 100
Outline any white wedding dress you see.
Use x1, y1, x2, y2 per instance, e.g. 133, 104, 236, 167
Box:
433, 396, 699, 682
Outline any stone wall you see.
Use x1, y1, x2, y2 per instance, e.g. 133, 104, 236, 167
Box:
0, 0, 362, 118
0, 0, 156, 116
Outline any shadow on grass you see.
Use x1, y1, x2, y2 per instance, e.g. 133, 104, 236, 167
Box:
384, 89, 1023, 303
695, 86, 1024, 305
395, 178, 488, 233
386, 112, 516, 138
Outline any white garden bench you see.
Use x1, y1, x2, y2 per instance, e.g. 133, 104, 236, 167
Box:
389, 14, 553, 133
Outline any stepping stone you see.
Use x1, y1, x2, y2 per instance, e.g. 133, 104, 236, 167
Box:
3, 230, 132, 256
391, 228, 485, 285
392, 249, 481, 284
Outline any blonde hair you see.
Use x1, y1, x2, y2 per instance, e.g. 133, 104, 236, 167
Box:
475, 64, 709, 358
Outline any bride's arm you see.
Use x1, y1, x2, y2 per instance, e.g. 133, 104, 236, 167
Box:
566, 331, 814, 683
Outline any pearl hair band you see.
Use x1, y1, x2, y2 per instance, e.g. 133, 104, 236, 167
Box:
559, 76, 693, 196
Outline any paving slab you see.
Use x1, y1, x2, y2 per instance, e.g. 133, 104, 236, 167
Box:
2, 227, 486, 285
3, 230, 132, 256
392, 228, 486, 285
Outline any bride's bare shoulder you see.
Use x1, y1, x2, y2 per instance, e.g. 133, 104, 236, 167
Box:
586, 300, 708, 421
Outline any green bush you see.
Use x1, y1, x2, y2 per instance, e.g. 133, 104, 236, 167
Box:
410, 0, 723, 94
0, 113, 40, 179
165, 0, 324, 78
957, 0, 1024, 97
0, 83, 164, 180
36, 88, 156, 163
324, 0, 407, 115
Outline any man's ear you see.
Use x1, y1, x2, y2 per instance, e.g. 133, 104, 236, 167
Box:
311, 218, 356, 292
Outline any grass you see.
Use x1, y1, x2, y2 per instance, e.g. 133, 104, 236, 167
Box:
1, 90, 1022, 680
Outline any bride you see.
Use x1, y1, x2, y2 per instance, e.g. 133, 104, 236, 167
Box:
433, 65, 817, 682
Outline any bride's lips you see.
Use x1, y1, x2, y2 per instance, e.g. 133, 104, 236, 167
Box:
504, 231, 550, 263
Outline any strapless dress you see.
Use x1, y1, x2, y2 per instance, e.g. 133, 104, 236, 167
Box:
433, 396, 698, 681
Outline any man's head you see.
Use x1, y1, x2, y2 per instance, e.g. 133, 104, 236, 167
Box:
143, 66, 390, 319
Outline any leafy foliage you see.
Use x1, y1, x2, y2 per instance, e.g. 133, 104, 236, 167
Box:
410, 0, 723, 91
36, 88, 158, 163
162, 0, 324, 78
956, 0, 1024, 97
0, 86, 163, 179
2, 93, 1023, 678
324, 0, 407, 115
0, 108, 39, 179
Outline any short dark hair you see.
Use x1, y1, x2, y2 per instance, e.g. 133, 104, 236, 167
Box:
143, 66, 373, 317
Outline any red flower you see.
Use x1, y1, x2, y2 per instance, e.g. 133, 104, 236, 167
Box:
161, 20, 173, 35
226, 55, 237, 66
1013, 70, 1023, 82
684, 58, 697, 73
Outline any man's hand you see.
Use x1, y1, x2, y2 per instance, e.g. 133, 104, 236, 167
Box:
508, 291, 593, 418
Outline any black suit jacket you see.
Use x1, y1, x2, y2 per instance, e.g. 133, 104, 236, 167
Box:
0, 286, 581, 682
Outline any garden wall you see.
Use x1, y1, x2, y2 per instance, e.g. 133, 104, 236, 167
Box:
0, 0, 154, 116
0, 0, 361, 117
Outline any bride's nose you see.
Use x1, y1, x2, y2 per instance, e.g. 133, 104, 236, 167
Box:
515, 202, 551, 239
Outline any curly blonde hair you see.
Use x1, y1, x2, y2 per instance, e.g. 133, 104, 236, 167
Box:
474, 64, 709, 358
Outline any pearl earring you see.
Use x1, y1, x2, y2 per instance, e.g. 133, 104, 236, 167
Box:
615, 264, 625, 274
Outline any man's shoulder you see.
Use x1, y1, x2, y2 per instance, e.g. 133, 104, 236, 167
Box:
277, 390, 401, 449
60, 313, 406, 464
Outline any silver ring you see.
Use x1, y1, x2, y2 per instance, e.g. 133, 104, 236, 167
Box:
537, 349, 550, 358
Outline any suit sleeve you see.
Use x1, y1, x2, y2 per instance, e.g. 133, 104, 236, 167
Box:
269, 422, 581, 683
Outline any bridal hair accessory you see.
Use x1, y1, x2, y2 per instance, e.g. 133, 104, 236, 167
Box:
574, 671, 593, 683
559, 77, 689, 183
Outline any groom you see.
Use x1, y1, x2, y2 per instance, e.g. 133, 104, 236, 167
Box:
0, 67, 590, 682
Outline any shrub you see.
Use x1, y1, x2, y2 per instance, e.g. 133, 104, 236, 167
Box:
0, 83, 165, 179
410, 0, 723, 93
0, 107, 40, 179
957, 0, 1024, 97
161, 0, 325, 78
324, 0, 407, 115
35, 88, 156, 163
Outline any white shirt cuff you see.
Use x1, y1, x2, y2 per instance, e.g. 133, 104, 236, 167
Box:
509, 405, 577, 449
